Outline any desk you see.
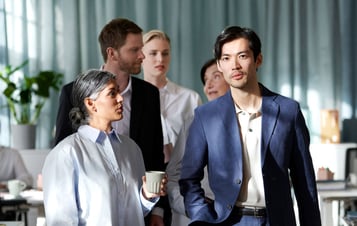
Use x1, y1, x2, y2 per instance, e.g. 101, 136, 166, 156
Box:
0, 196, 28, 226
20, 190, 44, 226
344, 217, 357, 226
0, 222, 24, 226
20, 190, 43, 206
310, 143, 357, 225
310, 143, 357, 180
319, 188, 357, 226
0, 190, 44, 226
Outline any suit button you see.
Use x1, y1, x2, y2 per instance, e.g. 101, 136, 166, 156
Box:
236, 179, 242, 184
227, 204, 233, 210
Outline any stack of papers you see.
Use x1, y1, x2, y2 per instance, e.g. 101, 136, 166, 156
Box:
316, 180, 347, 190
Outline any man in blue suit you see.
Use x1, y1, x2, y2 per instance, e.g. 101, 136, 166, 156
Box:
179, 26, 321, 225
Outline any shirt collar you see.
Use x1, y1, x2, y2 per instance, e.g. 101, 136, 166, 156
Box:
160, 79, 176, 94
78, 125, 121, 145
121, 76, 132, 96
234, 104, 262, 117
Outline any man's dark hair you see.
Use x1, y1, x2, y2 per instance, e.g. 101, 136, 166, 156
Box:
214, 26, 261, 62
98, 18, 142, 62
200, 58, 216, 85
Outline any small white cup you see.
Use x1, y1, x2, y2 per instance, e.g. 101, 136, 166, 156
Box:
145, 171, 165, 194
8, 179, 27, 197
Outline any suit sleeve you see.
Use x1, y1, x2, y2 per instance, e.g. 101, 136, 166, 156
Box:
289, 105, 321, 226
179, 110, 216, 222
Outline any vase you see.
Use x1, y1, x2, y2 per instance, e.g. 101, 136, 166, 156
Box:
11, 124, 36, 149
320, 109, 340, 144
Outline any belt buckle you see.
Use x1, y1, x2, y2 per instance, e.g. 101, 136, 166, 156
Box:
253, 207, 259, 217
251, 206, 263, 218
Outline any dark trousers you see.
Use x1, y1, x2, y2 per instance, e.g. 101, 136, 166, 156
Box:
144, 200, 172, 226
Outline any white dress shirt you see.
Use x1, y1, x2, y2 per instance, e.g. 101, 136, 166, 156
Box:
159, 79, 202, 147
160, 79, 201, 223
0, 146, 33, 187
111, 77, 132, 136
235, 106, 265, 208
42, 125, 158, 226
166, 123, 213, 226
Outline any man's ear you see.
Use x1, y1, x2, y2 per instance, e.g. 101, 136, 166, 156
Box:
216, 61, 223, 73
107, 47, 117, 61
256, 53, 263, 68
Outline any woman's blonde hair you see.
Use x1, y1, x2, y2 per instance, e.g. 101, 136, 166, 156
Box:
143, 29, 171, 46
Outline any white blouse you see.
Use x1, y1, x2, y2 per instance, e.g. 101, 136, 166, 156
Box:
42, 125, 158, 226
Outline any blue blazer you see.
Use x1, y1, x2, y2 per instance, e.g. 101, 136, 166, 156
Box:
179, 84, 321, 226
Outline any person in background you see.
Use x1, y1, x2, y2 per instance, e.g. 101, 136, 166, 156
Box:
43, 69, 166, 226
179, 26, 321, 225
142, 29, 202, 164
142, 29, 201, 225
53, 18, 166, 225
0, 145, 33, 189
166, 58, 228, 226
200, 58, 230, 101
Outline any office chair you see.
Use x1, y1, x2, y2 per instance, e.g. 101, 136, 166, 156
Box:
345, 148, 357, 182
344, 148, 357, 215
342, 119, 357, 143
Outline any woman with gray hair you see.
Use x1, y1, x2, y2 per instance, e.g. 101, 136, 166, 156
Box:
42, 69, 166, 226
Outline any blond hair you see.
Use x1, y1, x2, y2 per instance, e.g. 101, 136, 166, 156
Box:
143, 29, 171, 46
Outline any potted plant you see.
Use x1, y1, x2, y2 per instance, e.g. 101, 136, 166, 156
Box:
0, 60, 63, 148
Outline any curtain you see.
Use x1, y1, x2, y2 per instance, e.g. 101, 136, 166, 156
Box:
0, 0, 356, 148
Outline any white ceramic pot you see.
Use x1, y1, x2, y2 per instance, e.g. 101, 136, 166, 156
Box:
11, 124, 36, 149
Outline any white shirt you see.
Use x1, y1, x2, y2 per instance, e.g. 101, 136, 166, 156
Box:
111, 77, 132, 136
166, 124, 213, 226
160, 79, 202, 146
166, 124, 214, 226
42, 125, 158, 226
160, 79, 201, 224
0, 146, 33, 187
235, 106, 265, 208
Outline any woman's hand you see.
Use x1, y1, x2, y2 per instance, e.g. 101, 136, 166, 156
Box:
142, 174, 167, 200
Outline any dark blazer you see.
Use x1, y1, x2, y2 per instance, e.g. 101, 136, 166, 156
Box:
54, 76, 165, 171
54, 82, 74, 145
179, 84, 321, 226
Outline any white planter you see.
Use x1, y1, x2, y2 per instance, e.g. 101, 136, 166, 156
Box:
11, 124, 36, 149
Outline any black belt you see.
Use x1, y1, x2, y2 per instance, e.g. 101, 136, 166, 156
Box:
234, 206, 266, 217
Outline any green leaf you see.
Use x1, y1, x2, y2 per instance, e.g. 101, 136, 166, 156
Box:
0, 59, 63, 124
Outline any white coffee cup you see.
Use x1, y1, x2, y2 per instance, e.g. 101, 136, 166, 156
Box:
145, 171, 165, 194
8, 179, 27, 197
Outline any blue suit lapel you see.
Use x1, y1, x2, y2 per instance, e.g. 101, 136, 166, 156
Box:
217, 91, 244, 158
260, 86, 279, 166
216, 87, 279, 168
